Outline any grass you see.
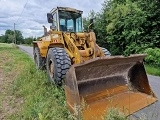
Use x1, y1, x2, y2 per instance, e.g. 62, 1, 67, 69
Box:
0, 43, 159, 120
145, 65, 160, 76
103, 108, 127, 120
0, 43, 73, 120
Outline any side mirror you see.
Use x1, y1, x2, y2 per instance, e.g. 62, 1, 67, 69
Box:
47, 13, 53, 23
90, 18, 94, 29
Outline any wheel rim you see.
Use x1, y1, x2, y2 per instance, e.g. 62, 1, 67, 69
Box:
49, 59, 54, 78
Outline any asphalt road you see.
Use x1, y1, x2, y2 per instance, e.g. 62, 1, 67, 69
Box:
18, 45, 34, 58
18, 45, 160, 120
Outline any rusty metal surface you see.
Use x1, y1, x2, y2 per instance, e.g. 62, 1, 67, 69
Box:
83, 91, 157, 120
64, 54, 157, 120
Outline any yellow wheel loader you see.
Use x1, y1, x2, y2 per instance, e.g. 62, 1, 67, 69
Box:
33, 7, 157, 120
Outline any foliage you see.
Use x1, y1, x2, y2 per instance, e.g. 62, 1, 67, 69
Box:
23, 37, 36, 45
83, 0, 160, 55
0, 35, 6, 43
0, 29, 37, 45
144, 48, 160, 67
15, 30, 24, 44
0, 29, 24, 44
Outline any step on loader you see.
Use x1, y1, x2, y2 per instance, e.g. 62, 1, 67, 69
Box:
33, 7, 157, 120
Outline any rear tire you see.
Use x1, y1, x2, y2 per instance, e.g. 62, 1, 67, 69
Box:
101, 47, 111, 56
34, 47, 45, 70
46, 47, 71, 85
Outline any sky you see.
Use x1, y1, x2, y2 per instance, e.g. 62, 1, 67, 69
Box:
0, 0, 105, 38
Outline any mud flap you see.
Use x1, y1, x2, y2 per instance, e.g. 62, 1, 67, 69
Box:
65, 54, 157, 120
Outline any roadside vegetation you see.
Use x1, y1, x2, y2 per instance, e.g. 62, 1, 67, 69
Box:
0, 43, 74, 119
84, 0, 160, 56
103, 108, 127, 120
145, 65, 160, 76
0, 29, 36, 45
144, 48, 160, 76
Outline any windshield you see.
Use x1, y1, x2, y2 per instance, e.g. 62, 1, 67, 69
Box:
59, 11, 82, 32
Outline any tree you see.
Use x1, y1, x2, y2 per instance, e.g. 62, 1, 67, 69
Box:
24, 37, 36, 45
0, 35, 6, 43
105, 0, 146, 55
0, 29, 24, 44
15, 30, 24, 44
83, 0, 160, 55
5, 29, 14, 43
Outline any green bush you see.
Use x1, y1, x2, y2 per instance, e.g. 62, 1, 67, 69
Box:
144, 48, 160, 67
84, 0, 160, 55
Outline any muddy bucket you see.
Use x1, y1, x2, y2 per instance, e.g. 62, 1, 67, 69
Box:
65, 54, 157, 120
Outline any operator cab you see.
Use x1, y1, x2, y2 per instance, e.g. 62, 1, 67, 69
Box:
47, 7, 83, 32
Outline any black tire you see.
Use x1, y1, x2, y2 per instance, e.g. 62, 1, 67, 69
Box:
34, 47, 45, 70
46, 47, 71, 85
101, 47, 111, 56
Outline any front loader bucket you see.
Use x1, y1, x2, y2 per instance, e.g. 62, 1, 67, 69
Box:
65, 54, 157, 120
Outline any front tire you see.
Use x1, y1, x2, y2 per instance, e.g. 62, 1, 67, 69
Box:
34, 47, 45, 70
46, 47, 71, 85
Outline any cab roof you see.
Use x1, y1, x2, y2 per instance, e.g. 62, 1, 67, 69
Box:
50, 7, 83, 14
